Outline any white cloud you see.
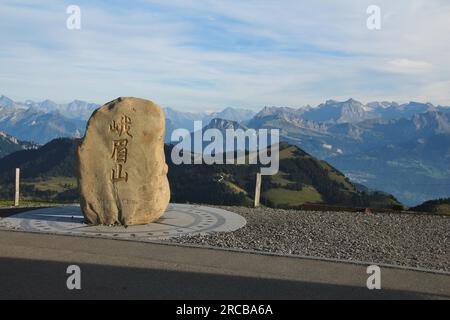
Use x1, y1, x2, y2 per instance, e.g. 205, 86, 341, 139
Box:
383, 59, 433, 74
0, 0, 450, 109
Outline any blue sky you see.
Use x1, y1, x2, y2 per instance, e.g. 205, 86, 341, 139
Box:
1, 0, 450, 111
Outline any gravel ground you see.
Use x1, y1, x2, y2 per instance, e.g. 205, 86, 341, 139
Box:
169, 206, 450, 272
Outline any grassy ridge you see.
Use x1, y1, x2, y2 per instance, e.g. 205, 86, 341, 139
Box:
412, 198, 450, 215
0, 139, 402, 210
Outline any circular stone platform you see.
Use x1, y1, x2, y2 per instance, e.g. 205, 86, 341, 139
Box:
0, 204, 246, 241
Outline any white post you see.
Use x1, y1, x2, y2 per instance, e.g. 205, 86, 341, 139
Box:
254, 173, 261, 208
14, 168, 20, 207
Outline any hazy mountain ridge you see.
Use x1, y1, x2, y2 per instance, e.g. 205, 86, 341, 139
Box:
0, 95, 100, 120
4, 94, 445, 150
0, 131, 38, 158
0, 105, 85, 144
163, 106, 256, 132
0, 95, 257, 151
204, 118, 249, 131
300, 99, 378, 123
204, 107, 256, 125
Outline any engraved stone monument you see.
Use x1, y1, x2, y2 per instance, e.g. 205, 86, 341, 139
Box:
77, 97, 170, 226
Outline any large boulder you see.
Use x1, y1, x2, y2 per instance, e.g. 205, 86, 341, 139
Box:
77, 97, 170, 226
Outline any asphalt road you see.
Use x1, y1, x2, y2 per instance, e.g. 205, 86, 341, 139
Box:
0, 230, 449, 299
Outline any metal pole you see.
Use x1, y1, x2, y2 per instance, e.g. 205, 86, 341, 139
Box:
14, 168, 20, 207
254, 173, 261, 208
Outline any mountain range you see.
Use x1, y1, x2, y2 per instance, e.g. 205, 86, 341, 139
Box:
245, 103, 450, 205
0, 105, 85, 144
0, 95, 100, 120
164, 106, 256, 131
0, 95, 256, 144
1, 94, 449, 205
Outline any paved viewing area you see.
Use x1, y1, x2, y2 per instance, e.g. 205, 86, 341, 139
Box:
0, 230, 449, 299
0, 205, 449, 299
0, 204, 246, 241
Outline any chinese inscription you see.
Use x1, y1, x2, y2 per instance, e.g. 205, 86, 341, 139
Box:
109, 115, 132, 182
110, 115, 133, 138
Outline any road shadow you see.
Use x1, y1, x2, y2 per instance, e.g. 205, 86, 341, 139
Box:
0, 257, 440, 300
0, 207, 51, 218
0, 206, 84, 224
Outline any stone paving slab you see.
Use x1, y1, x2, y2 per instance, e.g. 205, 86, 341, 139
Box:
0, 204, 246, 241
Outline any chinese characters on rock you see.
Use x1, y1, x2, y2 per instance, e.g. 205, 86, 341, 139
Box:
109, 115, 132, 183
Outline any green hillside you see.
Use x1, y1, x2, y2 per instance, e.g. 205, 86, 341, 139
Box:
411, 198, 450, 215
0, 139, 401, 209
0, 138, 79, 202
